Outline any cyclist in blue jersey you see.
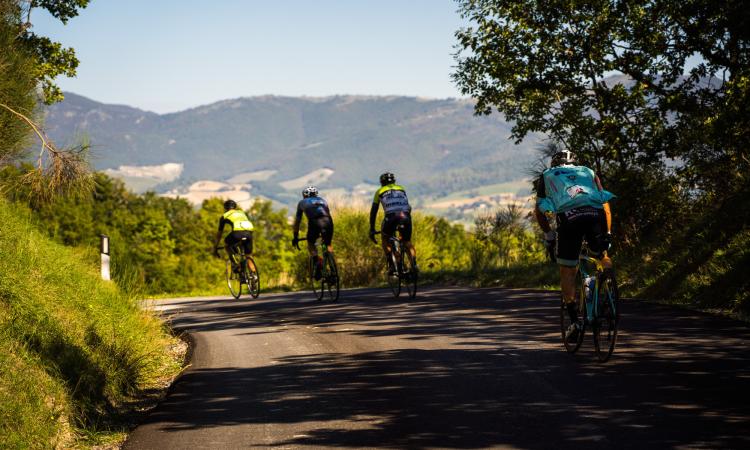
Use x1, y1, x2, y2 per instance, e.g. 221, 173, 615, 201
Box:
534, 150, 615, 340
213, 199, 257, 274
369, 172, 417, 274
292, 186, 334, 280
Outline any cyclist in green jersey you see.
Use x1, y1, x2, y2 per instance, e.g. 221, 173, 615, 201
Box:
213, 199, 257, 274
369, 172, 417, 273
534, 150, 615, 340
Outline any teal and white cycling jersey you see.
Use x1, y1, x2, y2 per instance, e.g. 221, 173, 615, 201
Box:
536, 165, 615, 214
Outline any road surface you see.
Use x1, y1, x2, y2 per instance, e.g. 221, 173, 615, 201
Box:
125, 286, 750, 449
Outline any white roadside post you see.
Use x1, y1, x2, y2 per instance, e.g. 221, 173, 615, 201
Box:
100, 234, 111, 281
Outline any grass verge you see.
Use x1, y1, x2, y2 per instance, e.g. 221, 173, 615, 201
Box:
0, 200, 183, 448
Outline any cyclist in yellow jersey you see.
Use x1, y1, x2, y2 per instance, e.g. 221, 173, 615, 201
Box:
213, 199, 257, 274
369, 172, 417, 273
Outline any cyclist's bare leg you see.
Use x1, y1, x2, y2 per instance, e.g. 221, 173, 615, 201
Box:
404, 240, 416, 261
243, 255, 257, 273
560, 265, 577, 303
560, 264, 579, 324
381, 234, 394, 269
307, 240, 318, 258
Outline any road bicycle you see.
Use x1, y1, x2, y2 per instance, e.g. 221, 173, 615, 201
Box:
297, 237, 339, 302
374, 228, 417, 299
217, 239, 260, 299
561, 241, 619, 362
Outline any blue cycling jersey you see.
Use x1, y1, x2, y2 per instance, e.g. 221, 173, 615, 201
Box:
536, 165, 614, 214
295, 196, 331, 222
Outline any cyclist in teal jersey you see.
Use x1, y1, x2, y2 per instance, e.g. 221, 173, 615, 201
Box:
369, 172, 417, 273
534, 151, 615, 340
213, 199, 257, 274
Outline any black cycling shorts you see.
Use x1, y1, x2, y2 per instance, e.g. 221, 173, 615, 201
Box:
555, 206, 608, 266
382, 211, 412, 242
225, 230, 253, 255
307, 216, 334, 246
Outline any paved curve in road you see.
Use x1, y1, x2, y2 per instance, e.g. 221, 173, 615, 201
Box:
125, 287, 750, 449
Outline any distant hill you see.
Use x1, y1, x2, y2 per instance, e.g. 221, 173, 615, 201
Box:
42, 93, 542, 201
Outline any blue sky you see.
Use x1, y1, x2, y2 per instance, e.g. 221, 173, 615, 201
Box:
33, 0, 467, 113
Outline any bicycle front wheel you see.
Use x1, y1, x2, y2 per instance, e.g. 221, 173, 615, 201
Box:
403, 251, 417, 299
226, 258, 242, 299
324, 253, 340, 302
246, 256, 260, 299
593, 272, 619, 362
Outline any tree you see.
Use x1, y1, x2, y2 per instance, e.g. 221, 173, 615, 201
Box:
17, 0, 91, 104
452, 0, 749, 196
1, 0, 92, 199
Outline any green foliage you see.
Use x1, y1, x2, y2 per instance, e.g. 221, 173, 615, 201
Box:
473, 204, 545, 269
18, 0, 91, 104
453, 0, 749, 181
0, 199, 181, 447
453, 0, 750, 313
0, 5, 36, 162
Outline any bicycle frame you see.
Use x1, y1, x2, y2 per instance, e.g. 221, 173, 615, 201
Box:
578, 253, 603, 323
577, 250, 616, 324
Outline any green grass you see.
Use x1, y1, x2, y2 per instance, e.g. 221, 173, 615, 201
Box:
0, 200, 183, 448
420, 262, 559, 290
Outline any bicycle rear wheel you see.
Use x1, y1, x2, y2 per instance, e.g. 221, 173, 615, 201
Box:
324, 252, 340, 302
226, 258, 242, 299
310, 256, 324, 301
403, 251, 417, 299
386, 251, 401, 298
245, 256, 260, 299
561, 268, 585, 353
593, 272, 619, 362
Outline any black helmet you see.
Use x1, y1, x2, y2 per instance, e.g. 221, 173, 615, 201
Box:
551, 150, 575, 167
223, 199, 237, 210
379, 172, 395, 186
302, 186, 319, 198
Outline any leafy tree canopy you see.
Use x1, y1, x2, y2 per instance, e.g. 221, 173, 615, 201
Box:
452, 0, 749, 192
9, 0, 91, 104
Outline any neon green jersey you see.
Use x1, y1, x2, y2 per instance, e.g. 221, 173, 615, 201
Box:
373, 184, 410, 214
222, 209, 254, 231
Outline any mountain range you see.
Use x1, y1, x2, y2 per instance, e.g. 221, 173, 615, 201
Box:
42, 93, 542, 204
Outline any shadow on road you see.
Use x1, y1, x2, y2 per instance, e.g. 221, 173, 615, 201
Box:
148, 287, 750, 448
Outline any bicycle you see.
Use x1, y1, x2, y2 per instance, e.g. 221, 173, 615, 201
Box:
297, 237, 339, 302
217, 240, 260, 299
561, 241, 619, 362
374, 228, 417, 299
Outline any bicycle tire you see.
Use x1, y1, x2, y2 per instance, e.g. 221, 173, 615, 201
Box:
226, 258, 242, 299
246, 256, 260, 299
324, 252, 340, 302
310, 256, 324, 301
386, 250, 401, 298
561, 269, 585, 353
593, 272, 619, 362
403, 251, 417, 299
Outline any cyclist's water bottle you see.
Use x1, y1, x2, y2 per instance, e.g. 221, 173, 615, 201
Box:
584, 275, 595, 320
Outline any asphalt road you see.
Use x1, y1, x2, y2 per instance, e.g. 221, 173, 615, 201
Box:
124, 286, 750, 449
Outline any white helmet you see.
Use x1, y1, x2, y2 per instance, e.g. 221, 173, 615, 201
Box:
302, 186, 319, 198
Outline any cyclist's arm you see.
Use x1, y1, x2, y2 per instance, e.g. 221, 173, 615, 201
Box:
369, 201, 379, 231
214, 218, 227, 249
535, 206, 552, 233
533, 175, 552, 233
292, 203, 303, 237
594, 175, 613, 233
